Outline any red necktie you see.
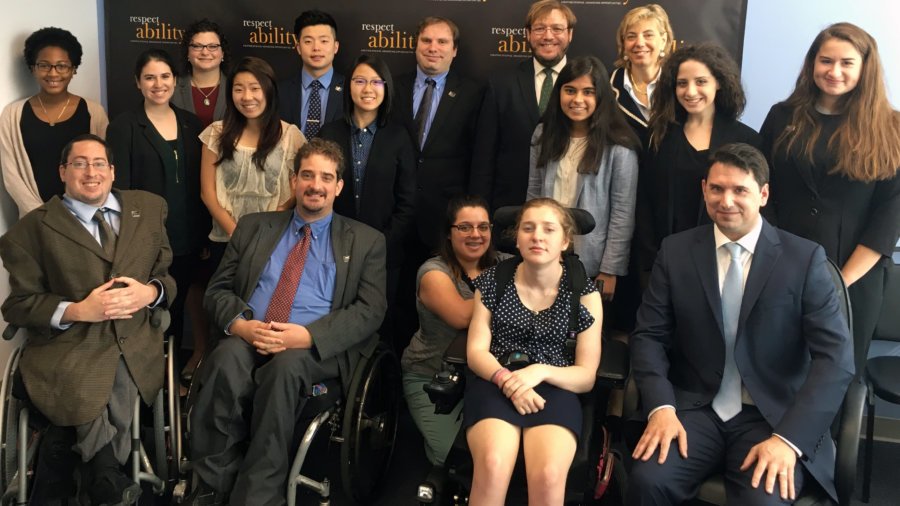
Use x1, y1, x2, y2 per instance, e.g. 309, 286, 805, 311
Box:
264, 224, 312, 323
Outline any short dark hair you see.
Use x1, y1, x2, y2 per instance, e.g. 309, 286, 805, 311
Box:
23, 27, 83, 68
707, 143, 769, 186
295, 138, 345, 179
133, 48, 177, 81
416, 17, 460, 49
293, 10, 338, 38
60, 134, 114, 165
180, 18, 230, 75
342, 54, 394, 128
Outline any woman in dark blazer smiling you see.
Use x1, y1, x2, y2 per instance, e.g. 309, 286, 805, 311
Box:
108, 48, 206, 343
319, 54, 416, 269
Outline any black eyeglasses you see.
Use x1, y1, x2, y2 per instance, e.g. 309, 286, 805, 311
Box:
450, 223, 492, 234
189, 43, 222, 52
34, 62, 73, 73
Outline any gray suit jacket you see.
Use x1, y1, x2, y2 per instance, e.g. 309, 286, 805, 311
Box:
527, 124, 639, 276
204, 210, 387, 390
0, 190, 175, 425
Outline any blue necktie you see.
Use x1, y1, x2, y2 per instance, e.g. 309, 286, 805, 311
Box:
712, 242, 743, 421
414, 78, 436, 149
305, 80, 323, 138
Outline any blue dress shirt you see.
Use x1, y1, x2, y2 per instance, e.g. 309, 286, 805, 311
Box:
299, 68, 335, 133
412, 67, 448, 145
246, 211, 336, 325
350, 121, 378, 214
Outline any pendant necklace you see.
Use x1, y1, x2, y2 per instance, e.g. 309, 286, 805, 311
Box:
193, 80, 219, 107
37, 95, 71, 126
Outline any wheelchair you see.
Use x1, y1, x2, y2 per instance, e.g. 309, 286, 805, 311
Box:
621, 258, 866, 506
172, 338, 402, 506
416, 206, 630, 505
0, 309, 180, 505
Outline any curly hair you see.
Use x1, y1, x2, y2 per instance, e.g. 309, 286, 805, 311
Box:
648, 43, 745, 151
180, 18, 230, 76
437, 195, 502, 282
295, 137, 345, 178
775, 22, 900, 182
23, 27, 82, 68
613, 3, 676, 69
536, 55, 639, 174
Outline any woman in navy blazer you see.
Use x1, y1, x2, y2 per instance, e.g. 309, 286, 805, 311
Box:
319, 54, 416, 269
108, 49, 206, 349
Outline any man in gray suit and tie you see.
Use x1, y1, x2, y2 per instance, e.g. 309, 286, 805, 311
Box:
187, 138, 387, 505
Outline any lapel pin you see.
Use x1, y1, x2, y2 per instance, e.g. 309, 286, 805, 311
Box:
335, 86, 342, 92
448, 91, 457, 98
131, 210, 141, 218
342, 255, 350, 263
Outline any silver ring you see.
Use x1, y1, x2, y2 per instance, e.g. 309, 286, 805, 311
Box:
778, 471, 788, 476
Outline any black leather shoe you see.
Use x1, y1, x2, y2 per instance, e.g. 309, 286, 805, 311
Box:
89, 469, 141, 505
185, 479, 228, 506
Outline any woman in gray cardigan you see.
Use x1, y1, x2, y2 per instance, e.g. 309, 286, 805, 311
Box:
170, 19, 229, 128
527, 56, 639, 301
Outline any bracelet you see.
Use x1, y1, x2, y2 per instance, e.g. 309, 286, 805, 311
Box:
491, 367, 511, 387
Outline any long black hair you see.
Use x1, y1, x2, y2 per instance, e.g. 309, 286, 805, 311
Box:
536, 56, 639, 174
437, 195, 501, 283
342, 54, 394, 128
217, 57, 283, 170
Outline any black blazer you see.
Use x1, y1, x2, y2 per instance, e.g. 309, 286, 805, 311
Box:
107, 104, 207, 255
632, 220, 854, 501
318, 118, 416, 268
469, 58, 541, 210
610, 67, 651, 152
278, 71, 345, 136
392, 70, 485, 248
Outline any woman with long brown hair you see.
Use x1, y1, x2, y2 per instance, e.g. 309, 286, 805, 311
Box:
761, 22, 900, 368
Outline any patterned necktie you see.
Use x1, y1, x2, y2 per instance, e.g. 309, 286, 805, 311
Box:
305, 80, 323, 138
712, 242, 744, 421
414, 78, 436, 149
93, 209, 116, 257
538, 67, 554, 115
264, 225, 312, 323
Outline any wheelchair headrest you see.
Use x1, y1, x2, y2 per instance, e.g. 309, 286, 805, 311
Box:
493, 205, 596, 254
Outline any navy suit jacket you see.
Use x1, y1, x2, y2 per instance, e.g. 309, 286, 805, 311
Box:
277, 71, 345, 136
392, 69, 484, 248
469, 58, 541, 211
631, 220, 854, 500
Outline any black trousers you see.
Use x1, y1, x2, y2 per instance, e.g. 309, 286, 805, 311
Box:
626, 405, 809, 506
190, 336, 340, 505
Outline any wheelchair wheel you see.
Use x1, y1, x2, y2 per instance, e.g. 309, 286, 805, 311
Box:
0, 345, 23, 491
340, 343, 401, 503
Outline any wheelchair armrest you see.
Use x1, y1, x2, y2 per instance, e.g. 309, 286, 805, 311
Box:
443, 333, 468, 365
835, 379, 866, 506
597, 338, 629, 389
150, 308, 171, 332
2, 325, 18, 341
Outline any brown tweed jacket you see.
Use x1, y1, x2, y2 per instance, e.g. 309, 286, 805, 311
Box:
0, 190, 175, 426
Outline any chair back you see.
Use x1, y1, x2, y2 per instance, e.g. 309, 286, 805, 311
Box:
873, 241, 900, 343
492, 205, 596, 255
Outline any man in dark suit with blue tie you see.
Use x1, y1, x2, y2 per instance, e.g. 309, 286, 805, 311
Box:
278, 10, 344, 139
628, 143, 854, 505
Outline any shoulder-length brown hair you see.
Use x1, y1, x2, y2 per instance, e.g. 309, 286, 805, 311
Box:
648, 43, 746, 151
775, 22, 900, 182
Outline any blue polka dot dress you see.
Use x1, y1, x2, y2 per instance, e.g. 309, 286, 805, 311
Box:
463, 261, 597, 437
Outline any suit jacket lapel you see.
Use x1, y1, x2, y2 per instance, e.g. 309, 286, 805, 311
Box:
517, 60, 540, 124
114, 190, 140, 265
330, 215, 352, 309
41, 197, 109, 260
423, 71, 458, 151
692, 227, 725, 337
325, 74, 344, 123
244, 211, 294, 300
738, 221, 781, 331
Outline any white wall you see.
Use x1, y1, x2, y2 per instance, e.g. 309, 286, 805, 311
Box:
0, 0, 104, 358
741, 0, 900, 129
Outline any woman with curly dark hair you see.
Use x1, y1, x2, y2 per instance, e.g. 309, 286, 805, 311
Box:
1, 27, 108, 216
761, 22, 900, 373
171, 18, 230, 128
636, 43, 760, 273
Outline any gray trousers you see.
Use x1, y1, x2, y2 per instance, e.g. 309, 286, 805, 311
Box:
190, 336, 340, 506
73, 357, 139, 465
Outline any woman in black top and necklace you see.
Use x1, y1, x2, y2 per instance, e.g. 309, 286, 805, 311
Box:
761, 23, 900, 370
1, 27, 108, 216
107, 49, 205, 351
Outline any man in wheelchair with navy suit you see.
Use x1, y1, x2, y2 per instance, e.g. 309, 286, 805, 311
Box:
0, 133, 175, 505
186, 138, 388, 505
